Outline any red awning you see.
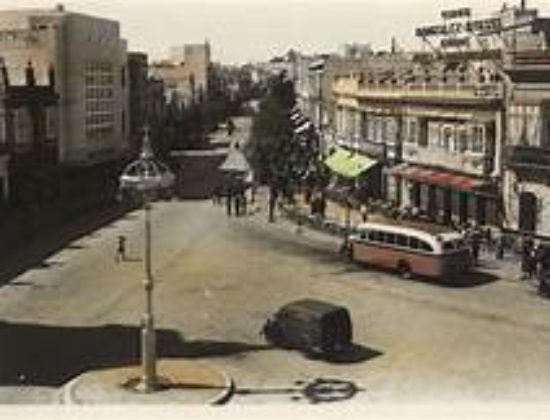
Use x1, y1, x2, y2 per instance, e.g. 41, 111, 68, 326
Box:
389, 164, 484, 192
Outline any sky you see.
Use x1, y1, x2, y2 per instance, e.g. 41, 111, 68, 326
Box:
0, 0, 548, 64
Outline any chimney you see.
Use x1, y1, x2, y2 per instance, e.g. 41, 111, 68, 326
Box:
55, 3, 64, 12
521, 0, 526, 9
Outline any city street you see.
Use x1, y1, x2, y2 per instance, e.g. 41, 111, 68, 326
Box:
1, 118, 550, 405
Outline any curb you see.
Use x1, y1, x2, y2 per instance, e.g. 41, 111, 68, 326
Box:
58, 360, 235, 405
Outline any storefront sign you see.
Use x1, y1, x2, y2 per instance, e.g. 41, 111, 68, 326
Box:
441, 8, 471, 20
415, 17, 501, 38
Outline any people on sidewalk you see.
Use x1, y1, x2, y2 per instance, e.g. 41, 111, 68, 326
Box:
115, 235, 127, 263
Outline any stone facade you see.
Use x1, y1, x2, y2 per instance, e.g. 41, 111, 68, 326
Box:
315, 3, 550, 232
0, 5, 129, 165
149, 42, 210, 106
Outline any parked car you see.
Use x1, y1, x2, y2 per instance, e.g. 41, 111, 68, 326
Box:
262, 299, 353, 358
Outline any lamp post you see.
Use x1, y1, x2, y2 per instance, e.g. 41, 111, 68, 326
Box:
119, 126, 175, 393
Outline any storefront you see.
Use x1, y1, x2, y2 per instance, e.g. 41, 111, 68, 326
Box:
323, 147, 381, 201
390, 163, 498, 226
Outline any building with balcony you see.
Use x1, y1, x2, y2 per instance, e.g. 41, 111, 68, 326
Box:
0, 59, 58, 207
326, 1, 550, 229
502, 49, 550, 236
0, 5, 129, 166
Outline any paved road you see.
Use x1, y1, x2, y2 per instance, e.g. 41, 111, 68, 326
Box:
1, 117, 550, 405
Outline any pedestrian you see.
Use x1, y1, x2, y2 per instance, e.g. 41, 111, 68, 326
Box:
226, 186, 233, 217
470, 229, 480, 266
116, 235, 127, 263
240, 191, 248, 215
484, 226, 494, 254
212, 185, 221, 205
360, 203, 368, 223
234, 190, 242, 216
534, 243, 546, 278
496, 230, 505, 260
521, 236, 534, 280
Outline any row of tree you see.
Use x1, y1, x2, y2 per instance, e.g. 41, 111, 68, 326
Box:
246, 73, 330, 221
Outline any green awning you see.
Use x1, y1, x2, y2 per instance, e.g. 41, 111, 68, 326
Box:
324, 147, 378, 178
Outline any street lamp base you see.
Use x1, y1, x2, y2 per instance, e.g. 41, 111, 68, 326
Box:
122, 375, 162, 394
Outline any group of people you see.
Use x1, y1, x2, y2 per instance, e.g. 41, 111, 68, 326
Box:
520, 236, 550, 282
212, 184, 249, 217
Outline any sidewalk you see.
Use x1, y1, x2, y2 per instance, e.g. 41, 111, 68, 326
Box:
262, 191, 523, 282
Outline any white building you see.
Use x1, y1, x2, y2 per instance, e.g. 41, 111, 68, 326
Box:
0, 4, 129, 165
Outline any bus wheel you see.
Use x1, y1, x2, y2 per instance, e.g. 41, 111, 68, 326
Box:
397, 261, 412, 279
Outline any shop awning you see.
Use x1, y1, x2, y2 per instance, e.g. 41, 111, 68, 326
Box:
324, 148, 378, 178
388, 163, 485, 192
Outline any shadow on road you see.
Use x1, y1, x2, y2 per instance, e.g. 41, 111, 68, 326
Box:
160, 337, 272, 359
343, 260, 499, 289
0, 203, 135, 288
323, 344, 383, 364
0, 321, 272, 387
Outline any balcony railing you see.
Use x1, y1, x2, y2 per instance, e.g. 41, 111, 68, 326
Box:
333, 79, 503, 101
505, 145, 550, 170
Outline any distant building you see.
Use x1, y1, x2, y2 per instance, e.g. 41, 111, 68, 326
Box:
149, 42, 210, 106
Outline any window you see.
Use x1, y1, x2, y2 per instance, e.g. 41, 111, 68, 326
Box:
409, 237, 420, 250
419, 240, 433, 252
408, 119, 418, 144
442, 125, 453, 151
471, 125, 484, 153
368, 231, 379, 242
385, 233, 396, 245
396, 234, 408, 247
418, 120, 428, 147
457, 127, 468, 153
428, 123, 440, 148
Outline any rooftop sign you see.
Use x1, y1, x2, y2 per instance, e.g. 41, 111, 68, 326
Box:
415, 18, 501, 38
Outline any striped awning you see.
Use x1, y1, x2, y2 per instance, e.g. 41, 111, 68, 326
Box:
388, 163, 484, 192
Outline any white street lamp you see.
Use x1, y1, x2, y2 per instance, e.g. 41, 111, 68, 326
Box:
119, 126, 175, 393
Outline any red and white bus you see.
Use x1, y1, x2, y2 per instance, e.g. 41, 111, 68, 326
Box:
348, 222, 472, 279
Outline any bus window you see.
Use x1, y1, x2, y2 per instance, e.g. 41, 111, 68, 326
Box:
396, 234, 408, 248
419, 240, 433, 253
386, 233, 396, 245
368, 231, 378, 242
409, 237, 420, 250
359, 231, 367, 240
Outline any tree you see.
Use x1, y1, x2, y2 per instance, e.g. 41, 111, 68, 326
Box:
246, 73, 296, 221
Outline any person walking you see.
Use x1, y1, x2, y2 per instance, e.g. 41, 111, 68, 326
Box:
521, 236, 534, 280
470, 228, 481, 266
225, 186, 233, 217
115, 235, 127, 263
496, 230, 505, 260
360, 203, 368, 223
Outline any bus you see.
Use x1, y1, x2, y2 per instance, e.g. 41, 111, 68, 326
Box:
347, 222, 472, 279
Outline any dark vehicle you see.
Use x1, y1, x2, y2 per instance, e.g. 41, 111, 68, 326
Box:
262, 299, 353, 358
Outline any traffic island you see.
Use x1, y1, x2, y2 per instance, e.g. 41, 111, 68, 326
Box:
60, 359, 234, 405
